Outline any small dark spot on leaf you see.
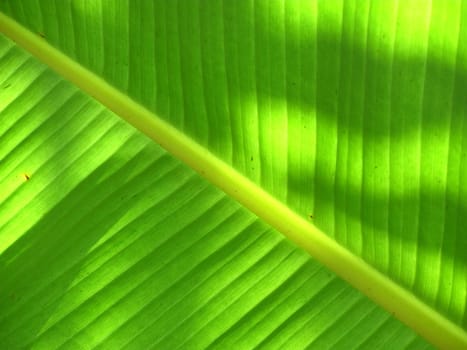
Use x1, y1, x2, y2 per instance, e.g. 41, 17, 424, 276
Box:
250, 156, 253, 161
38, 32, 45, 38
308, 214, 313, 219
24, 174, 30, 181
3, 83, 11, 89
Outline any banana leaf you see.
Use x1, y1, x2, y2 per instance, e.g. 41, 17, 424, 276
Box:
1, 1, 466, 348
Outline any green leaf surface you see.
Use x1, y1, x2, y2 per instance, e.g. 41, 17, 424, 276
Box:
0, 33, 427, 350
1, 0, 466, 349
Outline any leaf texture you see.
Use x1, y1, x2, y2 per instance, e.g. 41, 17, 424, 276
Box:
1, 0, 467, 348
0, 35, 430, 349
